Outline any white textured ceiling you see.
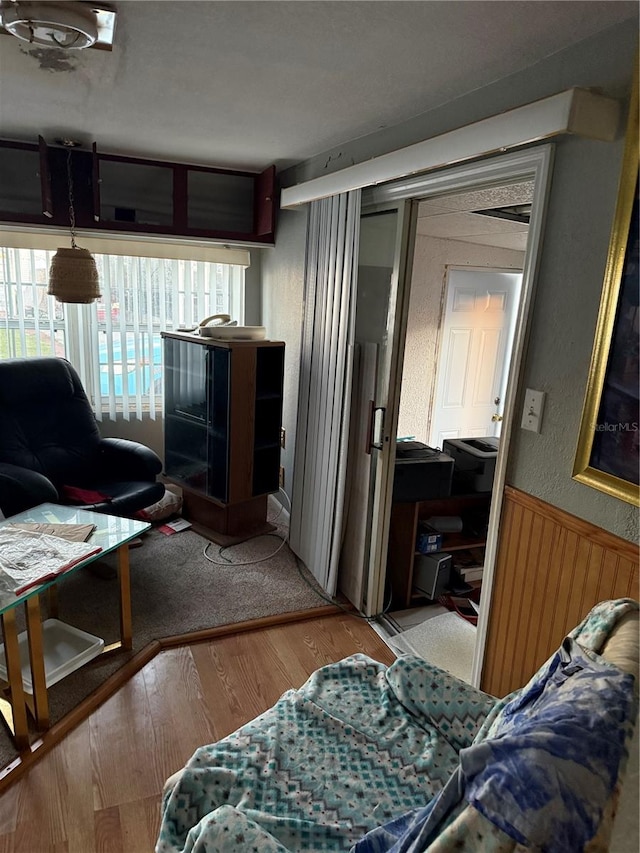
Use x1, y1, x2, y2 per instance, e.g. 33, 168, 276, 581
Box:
0, 1, 637, 172
416, 182, 532, 251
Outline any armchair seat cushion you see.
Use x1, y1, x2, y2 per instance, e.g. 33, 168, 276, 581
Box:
62, 481, 165, 515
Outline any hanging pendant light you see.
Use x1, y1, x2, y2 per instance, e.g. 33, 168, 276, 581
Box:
47, 141, 101, 304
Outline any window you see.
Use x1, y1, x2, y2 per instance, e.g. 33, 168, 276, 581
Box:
0, 247, 245, 420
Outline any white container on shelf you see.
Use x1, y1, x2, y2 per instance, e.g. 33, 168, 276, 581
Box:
0, 618, 104, 693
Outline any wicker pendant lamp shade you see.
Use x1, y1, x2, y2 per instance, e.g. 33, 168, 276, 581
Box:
47, 142, 101, 304
48, 246, 100, 303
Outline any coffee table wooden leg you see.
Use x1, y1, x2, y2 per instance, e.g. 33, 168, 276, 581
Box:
117, 544, 133, 651
25, 596, 49, 729
0, 609, 30, 751
48, 585, 59, 620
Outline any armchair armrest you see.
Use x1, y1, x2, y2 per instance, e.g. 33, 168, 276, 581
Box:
0, 462, 59, 517
98, 438, 163, 481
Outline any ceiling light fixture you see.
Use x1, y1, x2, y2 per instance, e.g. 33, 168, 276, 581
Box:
0, 1, 116, 50
48, 141, 101, 304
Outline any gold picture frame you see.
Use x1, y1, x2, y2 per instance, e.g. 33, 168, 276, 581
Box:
573, 75, 639, 506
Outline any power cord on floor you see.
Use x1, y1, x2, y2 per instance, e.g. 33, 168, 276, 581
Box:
203, 532, 289, 566
202, 488, 292, 566
202, 486, 394, 622
292, 553, 394, 623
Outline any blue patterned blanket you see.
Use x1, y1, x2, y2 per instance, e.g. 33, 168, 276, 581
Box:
156, 599, 638, 853
156, 655, 495, 852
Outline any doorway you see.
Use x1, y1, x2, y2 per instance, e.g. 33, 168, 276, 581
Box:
337, 146, 553, 686
386, 184, 530, 681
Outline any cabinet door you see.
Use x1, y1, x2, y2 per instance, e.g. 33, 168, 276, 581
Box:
98, 157, 174, 227
187, 168, 254, 234
208, 347, 230, 502
164, 338, 210, 492
0, 142, 50, 221
38, 136, 53, 218
254, 165, 276, 239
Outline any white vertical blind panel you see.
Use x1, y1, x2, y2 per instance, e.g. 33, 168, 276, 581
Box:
145, 258, 157, 420
289, 190, 361, 594
132, 258, 143, 422
116, 256, 131, 421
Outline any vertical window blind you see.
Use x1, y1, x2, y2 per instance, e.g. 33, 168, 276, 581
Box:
0, 247, 245, 421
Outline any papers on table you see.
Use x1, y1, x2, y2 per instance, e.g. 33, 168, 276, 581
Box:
8, 522, 96, 543
0, 527, 102, 596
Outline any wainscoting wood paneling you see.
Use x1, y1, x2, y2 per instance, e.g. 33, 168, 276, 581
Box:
481, 486, 639, 698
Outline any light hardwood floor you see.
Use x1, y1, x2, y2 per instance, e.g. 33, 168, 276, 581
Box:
0, 613, 395, 853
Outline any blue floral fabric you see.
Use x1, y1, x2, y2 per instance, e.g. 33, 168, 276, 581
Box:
354, 598, 639, 853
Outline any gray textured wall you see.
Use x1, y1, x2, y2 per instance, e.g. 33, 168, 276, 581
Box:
263, 20, 639, 542
260, 208, 308, 499
507, 130, 638, 540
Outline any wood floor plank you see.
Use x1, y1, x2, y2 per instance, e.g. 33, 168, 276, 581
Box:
142, 647, 217, 788
119, 795, 163, 853
190, 633, 289, 741
53, 723, 96, 853
2, 723, 95, 853
12, 744, 69, 851
90, 667, 165, 810
0, 614, 395, 852
0, 777, 19, 835
93, 807, 123, 853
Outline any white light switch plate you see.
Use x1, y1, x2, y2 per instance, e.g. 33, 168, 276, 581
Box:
521, 388, 546, 433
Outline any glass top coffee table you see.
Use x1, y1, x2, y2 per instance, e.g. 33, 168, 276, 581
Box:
0, 503, 150, 751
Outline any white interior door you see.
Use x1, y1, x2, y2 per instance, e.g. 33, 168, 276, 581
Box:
429, 268, 522, 447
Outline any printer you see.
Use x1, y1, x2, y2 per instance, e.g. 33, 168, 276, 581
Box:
442, 436, 499, 493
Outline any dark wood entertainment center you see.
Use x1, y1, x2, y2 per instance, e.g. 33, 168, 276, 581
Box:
161, 332, 285, 544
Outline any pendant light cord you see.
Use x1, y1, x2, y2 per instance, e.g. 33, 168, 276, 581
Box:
66, 145, 78, 249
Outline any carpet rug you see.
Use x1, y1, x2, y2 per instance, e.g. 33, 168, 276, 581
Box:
388, 611, 476, 683
0, 506, 329, 770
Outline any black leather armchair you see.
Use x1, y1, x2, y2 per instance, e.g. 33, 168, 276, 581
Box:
0, 357, 165, 519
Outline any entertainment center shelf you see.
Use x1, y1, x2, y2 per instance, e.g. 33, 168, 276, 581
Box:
387, 491, 491, 609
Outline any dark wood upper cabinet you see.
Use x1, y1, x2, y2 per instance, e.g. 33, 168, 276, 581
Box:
0, 137, 277, 244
